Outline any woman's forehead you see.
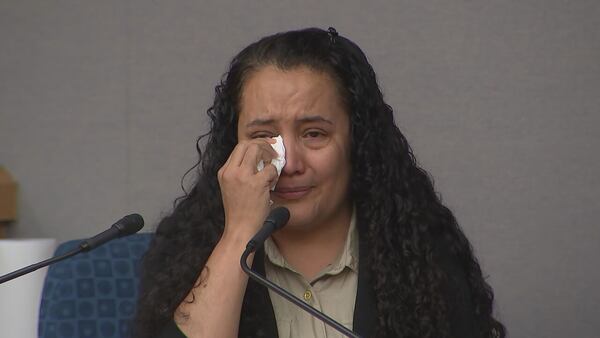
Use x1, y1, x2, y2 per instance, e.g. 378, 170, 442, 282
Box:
239, 66, 345, 124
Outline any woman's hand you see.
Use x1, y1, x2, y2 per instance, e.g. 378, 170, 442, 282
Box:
175, 139, 278, 338
217, 138, 279, 242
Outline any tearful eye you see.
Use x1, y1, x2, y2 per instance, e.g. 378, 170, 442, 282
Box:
301, 130, 329, 149
304, 130, 324, 138
251, 132, 276, 139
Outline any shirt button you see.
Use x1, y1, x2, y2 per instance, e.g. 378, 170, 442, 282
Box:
303, 290, 312, 301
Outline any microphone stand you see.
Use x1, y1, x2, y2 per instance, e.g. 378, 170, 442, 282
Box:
0, 213, 144, 285
241, 247, 362, 338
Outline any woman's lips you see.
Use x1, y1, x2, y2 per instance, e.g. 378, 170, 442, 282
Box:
273, 186, 312, 200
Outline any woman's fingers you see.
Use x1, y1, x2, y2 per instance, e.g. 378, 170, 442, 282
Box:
227, 142, 250, 168
218, 138, 280, 194
218, 139, 276, 179
239, 140, 278, 173
243, 150, 276, 174
256, 162, 279, 186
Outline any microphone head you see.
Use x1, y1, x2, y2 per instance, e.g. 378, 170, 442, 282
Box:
267, 207, 290, 231
113, 213, 144, 236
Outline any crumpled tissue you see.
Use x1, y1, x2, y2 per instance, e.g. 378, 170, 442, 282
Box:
257, 135, 286, 190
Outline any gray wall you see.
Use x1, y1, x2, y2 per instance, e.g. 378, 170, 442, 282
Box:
1, 1, 599, 337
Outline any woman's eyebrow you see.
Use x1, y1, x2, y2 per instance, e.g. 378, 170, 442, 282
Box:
297, 115, 334, 125
245, 118, 275, 128
245, 115, 333, 128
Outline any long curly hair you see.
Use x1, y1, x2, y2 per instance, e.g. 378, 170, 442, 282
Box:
133, 27, 506, 338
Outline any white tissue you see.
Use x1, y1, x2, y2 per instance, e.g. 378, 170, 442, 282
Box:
257, 135, 286, 190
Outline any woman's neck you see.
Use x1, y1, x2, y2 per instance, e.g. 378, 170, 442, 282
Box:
271, 206, 352, 280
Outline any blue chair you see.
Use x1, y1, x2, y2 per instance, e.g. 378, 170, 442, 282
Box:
38, 233, 152, 338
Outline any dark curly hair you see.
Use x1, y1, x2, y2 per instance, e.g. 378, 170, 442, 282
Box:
133, 27, 506, 338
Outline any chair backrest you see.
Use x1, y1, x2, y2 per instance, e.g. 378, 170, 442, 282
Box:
38, 233, 152, 338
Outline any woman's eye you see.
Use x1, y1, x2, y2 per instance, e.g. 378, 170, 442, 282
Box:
302, 130, 328, 148
252, 133, 275, 139
304, 130, 326, 139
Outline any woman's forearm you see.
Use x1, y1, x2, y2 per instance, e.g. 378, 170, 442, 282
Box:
174, 232, 255, 338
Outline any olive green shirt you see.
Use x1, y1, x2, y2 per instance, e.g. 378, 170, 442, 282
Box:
263, 215, 359, 338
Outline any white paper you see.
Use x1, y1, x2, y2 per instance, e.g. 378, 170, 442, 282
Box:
0, 238, 56, 338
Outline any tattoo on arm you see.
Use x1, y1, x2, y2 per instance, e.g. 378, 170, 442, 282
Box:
174, 265, 211, 323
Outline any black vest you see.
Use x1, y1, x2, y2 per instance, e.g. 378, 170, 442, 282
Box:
238, 234, 377, 338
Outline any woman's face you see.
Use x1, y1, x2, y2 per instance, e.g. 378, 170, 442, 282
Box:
237, 65, 352, 232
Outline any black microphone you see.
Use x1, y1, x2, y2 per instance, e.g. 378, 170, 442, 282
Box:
0, 213, 144, 285
79, 213, 144, 251
246, 207, 290, 252
241, 208, 361, 338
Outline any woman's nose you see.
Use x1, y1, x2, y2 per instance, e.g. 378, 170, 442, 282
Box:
281, 137, 305, 176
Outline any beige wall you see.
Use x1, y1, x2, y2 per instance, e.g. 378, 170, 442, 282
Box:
1, 1, 599, 336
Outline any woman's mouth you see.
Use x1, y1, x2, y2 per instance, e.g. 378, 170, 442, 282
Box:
273, 186, 312, 200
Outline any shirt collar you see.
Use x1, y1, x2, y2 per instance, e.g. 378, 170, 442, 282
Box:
264, 208, 359, 276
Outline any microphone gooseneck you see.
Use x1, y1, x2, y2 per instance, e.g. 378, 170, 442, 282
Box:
241, 207, 361, 338
0, 213, 144, 285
